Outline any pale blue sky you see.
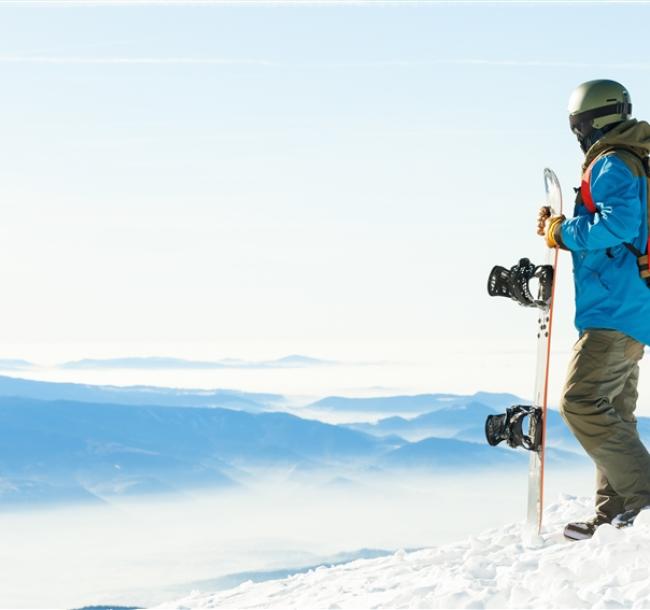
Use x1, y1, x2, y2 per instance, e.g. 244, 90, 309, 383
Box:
1, 1, 650, 399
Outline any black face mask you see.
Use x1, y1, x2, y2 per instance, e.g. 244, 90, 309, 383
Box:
569, 102, 631, 154
576, 127, 605, 154
574, 120, 625, 154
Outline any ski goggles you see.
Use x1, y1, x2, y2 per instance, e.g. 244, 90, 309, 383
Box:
569, 101, 632, 137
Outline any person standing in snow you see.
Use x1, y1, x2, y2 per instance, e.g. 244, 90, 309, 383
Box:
538, 79, 650, 540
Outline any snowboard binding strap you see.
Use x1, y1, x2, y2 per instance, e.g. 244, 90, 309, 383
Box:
487, 258, 554, 309
485, 405, 542, 452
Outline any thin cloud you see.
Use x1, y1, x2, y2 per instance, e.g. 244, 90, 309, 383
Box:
2, 56, 650, 70
1, 0, 650, 5
288, 59, 650, 69
419, 59, 650, 69
0, 56, 276, 65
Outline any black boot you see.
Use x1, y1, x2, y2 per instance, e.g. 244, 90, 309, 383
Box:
612, 505, 650, 529
563, 515, 612, 541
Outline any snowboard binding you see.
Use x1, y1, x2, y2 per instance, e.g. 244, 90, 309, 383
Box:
485, 405, 543, 452
487, 258, 554, 309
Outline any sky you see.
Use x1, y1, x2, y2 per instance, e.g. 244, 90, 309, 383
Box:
1, 0, 650, 401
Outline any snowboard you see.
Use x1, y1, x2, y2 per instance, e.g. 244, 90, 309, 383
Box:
484, 168, 562, 536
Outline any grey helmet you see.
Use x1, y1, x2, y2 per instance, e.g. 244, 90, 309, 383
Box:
568, 79, 632, 153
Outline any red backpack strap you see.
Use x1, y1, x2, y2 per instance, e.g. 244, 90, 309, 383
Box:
580, 157, 600, 214
582, 148, 650, 287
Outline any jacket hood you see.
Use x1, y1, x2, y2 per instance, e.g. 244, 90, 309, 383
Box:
584, 119, 650, 169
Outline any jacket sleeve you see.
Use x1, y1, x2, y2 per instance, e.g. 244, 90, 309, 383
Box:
560, 155, 642, 251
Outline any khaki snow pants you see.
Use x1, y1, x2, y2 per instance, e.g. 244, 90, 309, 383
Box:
559, 329, 650, 519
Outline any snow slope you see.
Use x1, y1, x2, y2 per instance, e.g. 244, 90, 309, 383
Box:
153, 496, 650, 609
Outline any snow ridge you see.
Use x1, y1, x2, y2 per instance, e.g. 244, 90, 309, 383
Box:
153, 496, 650, 609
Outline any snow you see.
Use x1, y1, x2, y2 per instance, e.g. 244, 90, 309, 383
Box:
151, 495, 650, 610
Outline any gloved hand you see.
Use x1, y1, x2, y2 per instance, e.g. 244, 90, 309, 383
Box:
537, 206, 566, 248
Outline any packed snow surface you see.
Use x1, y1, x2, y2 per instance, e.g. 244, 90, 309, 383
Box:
153, 495, 650, 609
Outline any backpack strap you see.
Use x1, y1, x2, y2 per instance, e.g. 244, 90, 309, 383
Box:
579, 157, 599, 214
578, 147, 650, 286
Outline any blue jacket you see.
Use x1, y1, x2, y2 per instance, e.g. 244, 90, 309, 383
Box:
560, 121, 650, 345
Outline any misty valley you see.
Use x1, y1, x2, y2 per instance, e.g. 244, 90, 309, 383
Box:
0, 375, 626, 608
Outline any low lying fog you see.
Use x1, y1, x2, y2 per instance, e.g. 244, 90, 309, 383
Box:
0, 465, 594, 609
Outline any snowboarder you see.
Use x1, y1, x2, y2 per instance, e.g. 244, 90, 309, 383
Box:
538, 79, 650, 540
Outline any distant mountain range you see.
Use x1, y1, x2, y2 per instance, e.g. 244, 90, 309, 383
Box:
308, 392, 522, 415
378, 436, 526, 470
0, 359, 35, 371
0, 395, 397, 504
0, 376, 630, 507
61, 354, 338, 370
346, 401, 498, 441
0, 354, 338, 371
0, 375, 282, 411
345, 400, 650, 457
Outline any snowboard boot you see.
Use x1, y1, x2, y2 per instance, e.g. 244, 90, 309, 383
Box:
612, 505, 650, 529
563, 514, 612, 541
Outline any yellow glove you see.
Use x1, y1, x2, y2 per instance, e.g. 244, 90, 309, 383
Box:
536, 206, 566, 248
544, 215, 566, 248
